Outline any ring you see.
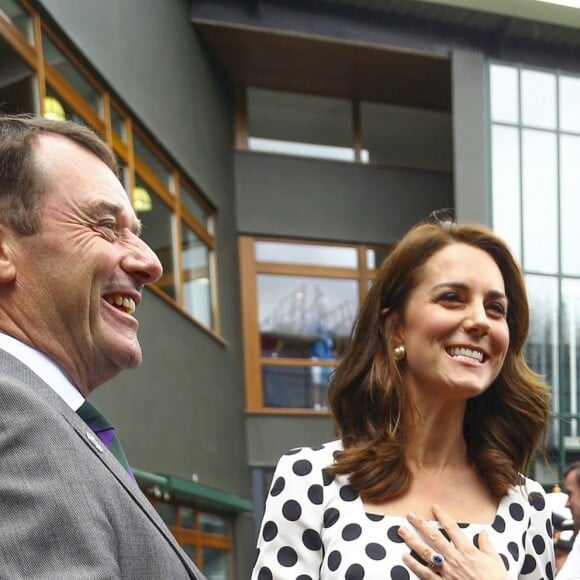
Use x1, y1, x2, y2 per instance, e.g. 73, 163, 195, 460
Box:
429, 552, 444, 569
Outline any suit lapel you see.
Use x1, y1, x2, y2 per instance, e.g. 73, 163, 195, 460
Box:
0, 352, 200, 579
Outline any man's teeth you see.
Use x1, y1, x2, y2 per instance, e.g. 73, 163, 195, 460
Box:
448, 347, 483, 362
105, 294, 136, 314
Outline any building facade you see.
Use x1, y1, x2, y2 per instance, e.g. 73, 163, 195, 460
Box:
1, 0, 580, 577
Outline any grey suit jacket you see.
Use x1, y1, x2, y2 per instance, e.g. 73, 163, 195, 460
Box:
0, 350, 204, 579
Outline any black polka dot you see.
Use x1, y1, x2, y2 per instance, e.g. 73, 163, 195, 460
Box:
507, 541, 519, 559
508, 502, 525, 521
339, 485, 358, 501
285, 448, 302, 456
311, 444, 324, 451
328, 550, 342, 571
322, 468, 335, 486
529, 491, 546, 511
366, 542, 386, 560
546, 560, 554, 579
521, 554, 537, 574
458, 522, 469, 529
532, 534, 546, 554
388, 525, 405, 543
473, 533, 480, 548
302, 529, 322, 551
492, 515, 506, 533
500, 554, 509, 570
297, 576, 313, 580
277, 546, 298, 567
346, 563, 365, 579
270, 476, 285, 497
324, 507, 340, 528
257, 567, 272, 580
390, 565, 411, 580
262, 520, 278, 542
308, 484, 323, 504
342, 523, 362, 541
547, 517, 553, 537
366, 512, 384, 522
293, 459, 313, 476
282, 499, 302, 521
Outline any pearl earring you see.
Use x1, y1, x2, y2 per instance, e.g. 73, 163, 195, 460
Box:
393, 345, 406, 361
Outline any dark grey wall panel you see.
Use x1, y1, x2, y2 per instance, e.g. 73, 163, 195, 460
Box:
235, 152, 454, 244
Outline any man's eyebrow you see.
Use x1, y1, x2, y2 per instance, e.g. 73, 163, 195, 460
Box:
88, 201, 142, 236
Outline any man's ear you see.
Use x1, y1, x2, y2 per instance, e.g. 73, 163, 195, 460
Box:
0, 225, 18, 283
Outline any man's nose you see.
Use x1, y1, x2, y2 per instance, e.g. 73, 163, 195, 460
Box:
122, 233, 163, 285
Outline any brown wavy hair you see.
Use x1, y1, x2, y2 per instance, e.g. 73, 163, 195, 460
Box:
328, 218, 550, 502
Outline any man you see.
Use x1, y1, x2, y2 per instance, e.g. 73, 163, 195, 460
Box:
0, 114, 203, 579
557, 462, 580, 578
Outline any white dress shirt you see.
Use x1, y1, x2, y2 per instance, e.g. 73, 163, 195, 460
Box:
557, 531, 580, 579
0, 333, 84, 411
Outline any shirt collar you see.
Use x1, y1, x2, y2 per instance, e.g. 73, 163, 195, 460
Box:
0, 333, 84, 411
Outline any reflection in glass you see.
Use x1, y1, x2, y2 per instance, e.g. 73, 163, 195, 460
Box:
0, 0, 31, 41
255, 241, 357, 268
560, 75, 580, 134
521, 129, 557, 273
110, 106, 126, 141
491, 125, 521, 261
561, 135, 580, 275
180, 183, 209, 228
201, 547, 228, 580
489, 64, 519, 124
262, 364, 334, 409
521, 69, 556, 129
42, 32, 101, 115
562, 278, 580, 438
182, 223, 212, 328
137, 177, 176, 300
525, 275, 558, 444
258, 274, 358, 358
179, 506, 194, 529
134, 132, 172, 190
366, 246, 391, 270
199, 512, 227, 534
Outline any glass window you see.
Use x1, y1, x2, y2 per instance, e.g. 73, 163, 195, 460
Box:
0, 0, 31, 40
42, 31, 101, 115
521, 69, 556, 129
489, 64, 519, 124
201, 547, 228, 580
136, 178, 177, 301
179, 506, 195, 529
182, 223, 212, 328
110, 105, 126, 142
561, 135, 580, 275
561, 278, 580, 438
256, 241, 358, 268
525, 275, 559, 443
360, 102, 452, 169
490, 125, 521, 261
560, 75, 580, 134
0, 37, 35, 114
258, 274, 358, 357
199, 513, 227, 535
521, 129, 558, 273
180, 182, 209, 229
44, 88, 83, 124
247, 88, 353, 160
134, 131, 173, 190
366, 246, 391, 270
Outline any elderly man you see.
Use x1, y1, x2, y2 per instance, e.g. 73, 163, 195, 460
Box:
0, 114, 203, 579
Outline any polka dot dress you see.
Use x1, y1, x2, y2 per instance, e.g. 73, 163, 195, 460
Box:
252, 440, 554, 579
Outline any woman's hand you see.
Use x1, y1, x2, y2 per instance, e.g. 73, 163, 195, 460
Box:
397, 504, 510, 579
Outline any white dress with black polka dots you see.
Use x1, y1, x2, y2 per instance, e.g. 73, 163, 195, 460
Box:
252, 440, 555, 580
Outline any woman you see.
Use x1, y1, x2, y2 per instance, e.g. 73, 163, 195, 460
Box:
252, 218, 554, 579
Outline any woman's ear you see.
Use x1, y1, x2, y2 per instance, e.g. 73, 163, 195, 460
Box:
0, 225, 18, 283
